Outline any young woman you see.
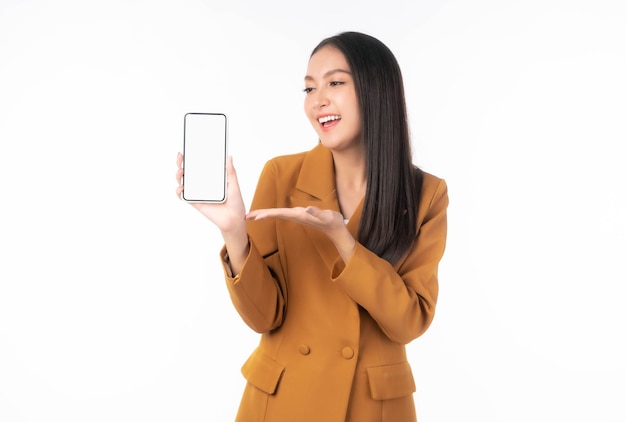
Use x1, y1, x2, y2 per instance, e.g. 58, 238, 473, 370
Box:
176, 31, 448, 422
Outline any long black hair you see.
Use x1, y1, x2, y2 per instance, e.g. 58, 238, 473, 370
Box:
311, 31, 423, 265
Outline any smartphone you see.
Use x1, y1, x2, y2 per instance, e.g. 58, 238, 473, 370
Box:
182, 112, 228, 203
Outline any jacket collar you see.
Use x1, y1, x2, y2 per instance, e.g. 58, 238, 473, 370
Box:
294, 143, 337, 202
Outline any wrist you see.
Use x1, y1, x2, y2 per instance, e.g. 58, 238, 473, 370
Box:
221, 225, 250, 275
331, 228, 356, 263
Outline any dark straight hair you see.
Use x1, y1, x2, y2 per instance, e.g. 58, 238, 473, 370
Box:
311, 31, 423, 265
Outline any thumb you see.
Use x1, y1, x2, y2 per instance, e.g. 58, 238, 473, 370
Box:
227, 155, 237, 181
305, 206, 323, 216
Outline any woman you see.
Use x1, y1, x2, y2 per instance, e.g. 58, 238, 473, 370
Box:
176, 31, 448, 422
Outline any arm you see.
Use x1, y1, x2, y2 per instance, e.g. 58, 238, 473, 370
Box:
239, 157, 449, 343
220, 160, 288, 333
176, 153, 249, 275
247, 205, 356, 263
332, 177, 449, 344
177, 152, 286, 332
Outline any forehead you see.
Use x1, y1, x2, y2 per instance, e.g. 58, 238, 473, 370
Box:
306, 45, 351, 77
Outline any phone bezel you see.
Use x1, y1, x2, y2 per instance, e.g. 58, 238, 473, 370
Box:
182, 112, 228, 203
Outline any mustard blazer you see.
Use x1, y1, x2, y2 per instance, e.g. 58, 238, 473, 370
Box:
221, 144, 448, 422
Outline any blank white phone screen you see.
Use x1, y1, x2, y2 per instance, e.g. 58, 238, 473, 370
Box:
182, 113, 227, 202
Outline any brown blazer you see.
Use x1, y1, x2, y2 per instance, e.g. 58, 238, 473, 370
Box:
221, 144, 448, 422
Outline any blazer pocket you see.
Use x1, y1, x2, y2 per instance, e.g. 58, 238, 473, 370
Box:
366, 361, 416, 400
241, 350, 286, 395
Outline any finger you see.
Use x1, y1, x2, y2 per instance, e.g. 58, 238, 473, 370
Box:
246, 208, 280, 220
225, 156, 246, 199
176, 167, 184, 185
245, 209, 265, 220
247, 207, 308, 221
176, 152, 183, 168
176, 185, 183, 200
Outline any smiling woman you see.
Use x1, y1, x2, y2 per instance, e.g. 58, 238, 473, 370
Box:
1, 0, 624, 420
176, 31, 448, 422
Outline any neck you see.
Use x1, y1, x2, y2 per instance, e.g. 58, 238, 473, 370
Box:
331, 147, 367, 195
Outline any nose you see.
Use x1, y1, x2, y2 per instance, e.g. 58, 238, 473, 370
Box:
313, 87, 329, 109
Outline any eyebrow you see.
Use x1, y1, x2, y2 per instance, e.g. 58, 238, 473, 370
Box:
304, 68, 352, 81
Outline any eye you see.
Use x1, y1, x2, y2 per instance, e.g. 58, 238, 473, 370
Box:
329, 81, 345, 87
303, 87, 314, 94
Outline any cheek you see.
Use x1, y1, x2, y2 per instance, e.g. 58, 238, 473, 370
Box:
348, 97, 361, 128
306, 110, 320, 131
303, 100, 318, 130
303, 97, 314, 118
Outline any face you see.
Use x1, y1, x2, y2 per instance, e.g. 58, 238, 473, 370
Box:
303, 46, 361, 152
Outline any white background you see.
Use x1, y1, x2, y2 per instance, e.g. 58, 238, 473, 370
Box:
1, 0, 625, 421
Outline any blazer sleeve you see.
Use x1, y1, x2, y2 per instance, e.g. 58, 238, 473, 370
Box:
219, 160, 287, 333
331, 175, 449, 344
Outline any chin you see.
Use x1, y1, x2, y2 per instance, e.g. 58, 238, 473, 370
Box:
318, 138, 336, 149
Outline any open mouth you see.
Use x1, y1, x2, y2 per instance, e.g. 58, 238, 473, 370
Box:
318, 115, 341, 127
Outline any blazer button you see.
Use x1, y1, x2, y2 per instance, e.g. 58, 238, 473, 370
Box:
298, 344, 311, 355
341, 347, 354, 359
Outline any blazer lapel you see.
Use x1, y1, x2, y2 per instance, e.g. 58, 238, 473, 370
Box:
289, 144, 342, 269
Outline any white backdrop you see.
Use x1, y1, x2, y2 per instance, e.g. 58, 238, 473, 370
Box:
1, 0, 625, 421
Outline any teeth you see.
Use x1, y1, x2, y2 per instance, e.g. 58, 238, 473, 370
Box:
318, 115, 341, 124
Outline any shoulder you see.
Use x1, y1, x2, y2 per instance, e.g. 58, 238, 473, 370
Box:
264, 150, 309, 171
257, 151, 308, 189
265, 143, 328, 167
421, 170, 446, 193
259, 143, 332, 181
418, 169, 449, 218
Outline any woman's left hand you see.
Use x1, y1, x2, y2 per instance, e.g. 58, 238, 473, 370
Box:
246, 206, 356, 262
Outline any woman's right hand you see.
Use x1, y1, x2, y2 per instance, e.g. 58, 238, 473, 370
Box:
175, 152, 247, 234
